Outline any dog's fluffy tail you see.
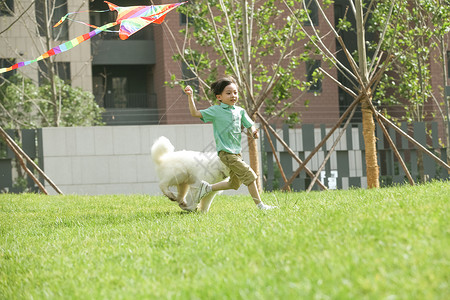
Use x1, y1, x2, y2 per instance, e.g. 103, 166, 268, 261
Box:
151, 136, 175, 164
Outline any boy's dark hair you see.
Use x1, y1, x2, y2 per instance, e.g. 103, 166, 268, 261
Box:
210, 76, 237, 96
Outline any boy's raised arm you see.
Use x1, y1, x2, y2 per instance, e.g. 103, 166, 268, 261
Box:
184, 86, 202, 118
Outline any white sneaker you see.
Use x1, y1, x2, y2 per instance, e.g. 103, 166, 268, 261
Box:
257, 202, 277, 210
195, 181, 211, 204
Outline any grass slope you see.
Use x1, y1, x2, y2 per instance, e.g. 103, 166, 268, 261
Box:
0, 181, 449, 299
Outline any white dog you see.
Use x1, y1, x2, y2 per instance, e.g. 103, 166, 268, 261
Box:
151, 136, 229, 212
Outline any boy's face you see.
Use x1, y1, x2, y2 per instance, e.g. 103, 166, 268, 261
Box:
216, 83, 238, 106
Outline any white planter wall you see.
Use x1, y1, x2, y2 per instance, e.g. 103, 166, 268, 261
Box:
42, 124, 257, 195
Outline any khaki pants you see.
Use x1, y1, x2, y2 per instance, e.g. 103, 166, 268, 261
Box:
218, 151, 257, 189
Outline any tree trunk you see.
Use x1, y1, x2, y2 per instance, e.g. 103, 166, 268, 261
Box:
361, 97, 379, 188
13, 129, 26, 190
248, 134, 262, 191
355, 0, 379, 188
242, 0, 260, 191
417, 150, 427, 183
43, 0, 59, 127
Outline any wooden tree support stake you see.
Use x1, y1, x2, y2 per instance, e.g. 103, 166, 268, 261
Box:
282, 94, 362, 191
368, 101, 415, 186
257, 112, 328, 190
262, 124, 291, 192
306, 105, 357, 192
376, 113, 450, 172
2, 134, 49, 194
0, 127, 64, 195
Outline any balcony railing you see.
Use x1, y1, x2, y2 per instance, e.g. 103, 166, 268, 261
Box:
95, 93, 157, 109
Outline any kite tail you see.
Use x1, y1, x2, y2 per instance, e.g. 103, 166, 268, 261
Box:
0, 22, 117, 75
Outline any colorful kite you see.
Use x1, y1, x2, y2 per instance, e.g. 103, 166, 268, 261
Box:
0, 1, 186, 74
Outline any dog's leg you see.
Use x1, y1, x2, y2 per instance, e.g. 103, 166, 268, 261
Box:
177, 183, 190, 201
177, 183, 198, 211
197, 191, 217, 213
159, 183, 177, 202
176, 183, 191, 210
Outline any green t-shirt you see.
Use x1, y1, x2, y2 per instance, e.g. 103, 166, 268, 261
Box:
200, 102, 254, 154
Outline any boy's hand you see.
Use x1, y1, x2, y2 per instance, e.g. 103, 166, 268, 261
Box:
185, 85, 202, 118
252, 129, 259, 139
184, 85, 193, 96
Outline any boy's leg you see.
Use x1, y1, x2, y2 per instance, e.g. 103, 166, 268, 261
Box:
195, 174, 240, 203
197, 191, 217, 212
247, 180, 262, 204
211, 180, 232, 191
247, 180, 277, 210
211, 176, 239, 191
200, 178, 277, 210
220, 152, 276, 210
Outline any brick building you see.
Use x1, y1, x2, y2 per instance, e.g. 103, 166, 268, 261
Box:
1, 0, 448, 134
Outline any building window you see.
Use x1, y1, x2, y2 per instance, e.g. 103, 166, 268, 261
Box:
182, 62, 199, 92
178, 0, 190, 25
180, 13, 188, 25
35, 0, 68, 40
0, 0, 14, 16
92, 65, 153, 109
0, 58, 16, 81
180, 11, 192, 26
38, 61, 71, 85
306, 60, 322, 92
304, 0, 319, 26
108, 77, 128, 108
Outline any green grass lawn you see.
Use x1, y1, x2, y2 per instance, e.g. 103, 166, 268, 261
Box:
0, 181, 449, 299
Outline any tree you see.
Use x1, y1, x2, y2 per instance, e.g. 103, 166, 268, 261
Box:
35, 0, 70, 127
0, 74, 104, 129
38, 76, 104, 127
278, 0, 384, 188
0, 1, 103, 191
169, 0, 449, 191
168, 0, 321, 190
0, 74, 103, 192
0, 75, 41, 129
369, 0, 450, 168
282, 0, 450, 189
355, 0, 380, 188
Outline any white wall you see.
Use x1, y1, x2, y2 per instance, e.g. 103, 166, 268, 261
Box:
42, 124, 258, 195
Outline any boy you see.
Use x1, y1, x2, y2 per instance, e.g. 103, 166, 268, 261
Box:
184, 76, 276, 210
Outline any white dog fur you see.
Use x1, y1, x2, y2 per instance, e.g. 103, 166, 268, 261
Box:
151, 136, 229, 212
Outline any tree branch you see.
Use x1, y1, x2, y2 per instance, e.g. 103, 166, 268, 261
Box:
0, 1, 35, 35
218, 0, 241, 83
283, 0, 358, 88
368, 2, 395, 75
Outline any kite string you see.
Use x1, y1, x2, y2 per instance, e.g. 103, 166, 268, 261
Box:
63, 18, 119, 33
158, 92, 185, 125
157, 17, 197, 125
53, 10, 111, 28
